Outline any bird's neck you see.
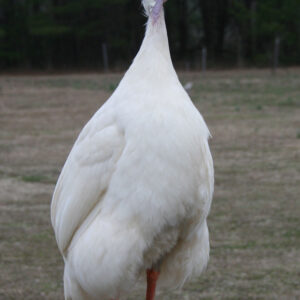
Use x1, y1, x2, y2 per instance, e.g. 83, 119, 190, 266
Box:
126, 10, 177, 82
141, 10, 171, 60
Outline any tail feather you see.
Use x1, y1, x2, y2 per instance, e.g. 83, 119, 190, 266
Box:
158, 220, 210, 289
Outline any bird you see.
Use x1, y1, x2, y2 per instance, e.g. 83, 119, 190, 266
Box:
51, 0, 214, 299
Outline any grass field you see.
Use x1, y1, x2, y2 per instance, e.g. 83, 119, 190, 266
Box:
0, 69, 299, 299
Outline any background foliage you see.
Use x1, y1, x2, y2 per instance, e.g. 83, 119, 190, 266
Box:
0, 0, 299, 70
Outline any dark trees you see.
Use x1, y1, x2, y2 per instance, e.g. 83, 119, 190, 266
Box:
0, 0, 299, 70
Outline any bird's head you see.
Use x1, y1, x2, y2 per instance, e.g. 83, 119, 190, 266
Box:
142, 0, 168, 23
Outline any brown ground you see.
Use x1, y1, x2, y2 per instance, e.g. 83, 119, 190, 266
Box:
0, 69, 299, 299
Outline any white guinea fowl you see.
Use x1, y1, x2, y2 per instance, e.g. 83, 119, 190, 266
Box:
51, 0, 214, 299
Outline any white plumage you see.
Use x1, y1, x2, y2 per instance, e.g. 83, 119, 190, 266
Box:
51, 1, 214, 299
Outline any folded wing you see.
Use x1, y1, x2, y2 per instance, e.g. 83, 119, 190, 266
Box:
51, 112, 125, 255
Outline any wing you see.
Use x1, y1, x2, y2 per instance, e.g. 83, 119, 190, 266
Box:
51, 110, 125, 255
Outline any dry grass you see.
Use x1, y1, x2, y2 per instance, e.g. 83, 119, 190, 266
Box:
0, 69, 299, 299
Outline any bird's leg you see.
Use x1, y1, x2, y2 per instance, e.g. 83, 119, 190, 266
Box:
146, 269, 159, 300
146, 265, 160, 300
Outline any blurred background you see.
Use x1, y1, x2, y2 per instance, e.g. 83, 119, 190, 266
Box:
0, 0, 300, 71
0, 1, 299, 299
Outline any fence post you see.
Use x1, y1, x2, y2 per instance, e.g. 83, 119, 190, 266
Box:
237, 32, 243, 68
272, 36, 280, 74
102, 43, 109, 71
202, 47, 207, 74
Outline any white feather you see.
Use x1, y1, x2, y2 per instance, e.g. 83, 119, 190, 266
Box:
184, 82, 194, 91
51, 5, 214, 300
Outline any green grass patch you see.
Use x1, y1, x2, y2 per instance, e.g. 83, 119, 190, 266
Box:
107, 83, 118, 92
31, 232, 52, 242
278, 97, 299, 107
21, 174, 53, 183
214, 241, 257, 251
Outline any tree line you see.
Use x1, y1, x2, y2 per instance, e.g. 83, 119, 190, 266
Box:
0, 0, 299, 70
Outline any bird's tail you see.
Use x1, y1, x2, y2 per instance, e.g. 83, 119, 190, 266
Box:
158, 220, 210, 289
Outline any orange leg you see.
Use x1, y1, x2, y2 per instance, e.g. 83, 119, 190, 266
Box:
146, 269, 160, 300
